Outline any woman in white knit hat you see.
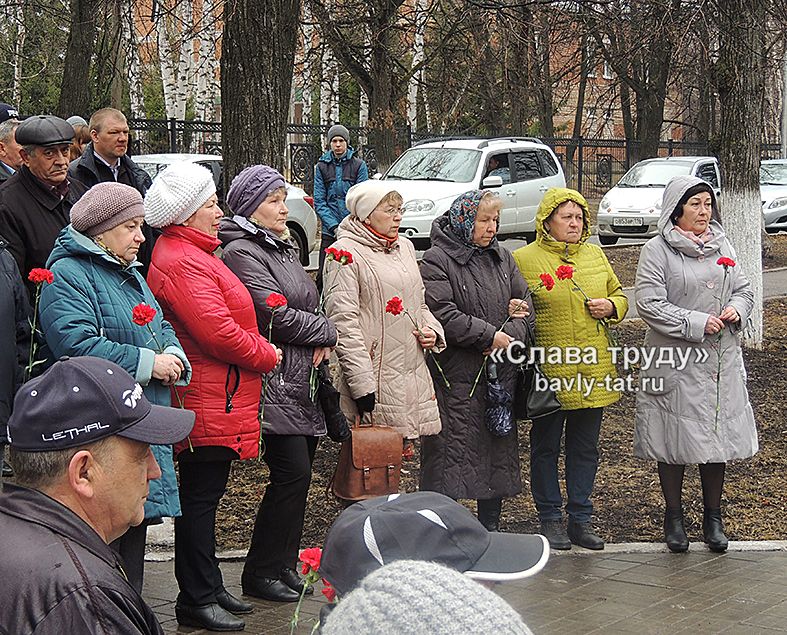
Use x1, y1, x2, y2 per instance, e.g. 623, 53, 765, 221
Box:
38, 181, 192, 593
324, 180, 444, 456
144, 161, 282, 632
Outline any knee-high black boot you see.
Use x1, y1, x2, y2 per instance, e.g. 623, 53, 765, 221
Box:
700, 463, 728, 552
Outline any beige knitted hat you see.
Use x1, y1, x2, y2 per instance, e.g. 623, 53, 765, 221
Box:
70, 182, 145, 237
345, 180, 401, 221
144, 162, 216, 228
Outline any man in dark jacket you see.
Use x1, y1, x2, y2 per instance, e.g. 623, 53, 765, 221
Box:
313, 124, 368, 289
68, 108, 157, 276
0, 118, 22, 182
0, 234, 29, 480
0, 356, 195, 634
0, 115, 88, 300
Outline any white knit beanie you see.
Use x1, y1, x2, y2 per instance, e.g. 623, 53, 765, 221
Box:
143, 161, 216, 228
322, 560, 533, 635
345, 180, 401, 221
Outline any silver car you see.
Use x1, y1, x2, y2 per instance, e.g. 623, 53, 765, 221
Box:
132, 153, 318, 265
760, 159, 787, 233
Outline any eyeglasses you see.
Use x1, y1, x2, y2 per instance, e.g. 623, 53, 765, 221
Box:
378, 205, 403, 217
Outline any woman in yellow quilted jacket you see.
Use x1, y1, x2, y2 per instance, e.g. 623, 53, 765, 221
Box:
513, 187, 628, 551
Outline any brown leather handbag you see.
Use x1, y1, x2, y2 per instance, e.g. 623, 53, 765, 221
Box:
330, 415, 403, 504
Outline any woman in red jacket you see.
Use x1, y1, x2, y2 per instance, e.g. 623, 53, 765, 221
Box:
145, 162, 281, 633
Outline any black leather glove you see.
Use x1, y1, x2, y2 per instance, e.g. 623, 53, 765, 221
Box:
354, 392, 376, 415
316, 362, 351, 442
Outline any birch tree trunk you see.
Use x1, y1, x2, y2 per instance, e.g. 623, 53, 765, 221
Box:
716, 0, 766, 348
320, 44, 339, 138
122, 0, 145, 119
781, 45, 787, 157
406, 0, 427, 132
194, 0, 219, 123
301, 3, 314, 125
12, 0, 25, 108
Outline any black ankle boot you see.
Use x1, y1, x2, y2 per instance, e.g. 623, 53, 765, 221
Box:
703, 508, 728, 553
477, 498, 502, 532
664, 507, 689, 553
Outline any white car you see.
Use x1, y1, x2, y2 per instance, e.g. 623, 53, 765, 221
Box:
132, 153, 319, 265
596, 157, 721, 245
381, 137, 566, 247
760, 159, 787, 233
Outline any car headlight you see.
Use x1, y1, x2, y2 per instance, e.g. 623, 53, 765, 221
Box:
599, 197, 611, 212
402, 199, 435, 214
767, 197, 787, 209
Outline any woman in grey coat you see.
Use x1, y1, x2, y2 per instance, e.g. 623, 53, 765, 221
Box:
634, 175, 758, 553
220, 165, 341, 603
420, 190, 533, 531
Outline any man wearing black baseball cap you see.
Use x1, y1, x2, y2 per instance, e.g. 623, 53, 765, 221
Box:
0, 114, 88, 300
0, 356, 194, 634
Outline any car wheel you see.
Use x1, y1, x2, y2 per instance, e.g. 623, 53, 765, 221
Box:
599, 235, 619, 246
288, 223, 309, 266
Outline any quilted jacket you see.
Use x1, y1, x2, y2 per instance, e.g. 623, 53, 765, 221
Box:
147, 225, 279, 459
220, 216, 336, 436
39, 225, 190, 519
325, 216, 444, 439
419, 214, 532, 499
513, 188, 628, 410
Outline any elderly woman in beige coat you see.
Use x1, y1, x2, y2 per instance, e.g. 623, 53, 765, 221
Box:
324, 180, 444, 452
635, 175, 757, 554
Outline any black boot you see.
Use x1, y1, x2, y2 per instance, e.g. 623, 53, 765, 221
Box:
703, 508, 728, 553
317, 362, 351, 442
664, 507, 689, 553
477, 498, 502, 532
567, 519, 605, 550
539, 520, 571, 550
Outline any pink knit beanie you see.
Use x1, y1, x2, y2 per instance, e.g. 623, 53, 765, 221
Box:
70, 182, 145, 237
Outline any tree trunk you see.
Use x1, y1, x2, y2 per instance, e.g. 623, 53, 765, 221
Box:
530, 12, 554, 138
716, 0, 766, 349
12, 0, 25, 108
122, 0, 145, 119
222, 0, 300, 179
406, 0, 427, 132
58, 0, 98, 117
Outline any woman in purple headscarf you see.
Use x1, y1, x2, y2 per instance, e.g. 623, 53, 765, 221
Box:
419, 190, 533, 532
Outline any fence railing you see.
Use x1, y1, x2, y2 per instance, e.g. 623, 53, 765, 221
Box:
125, 118, 784, 198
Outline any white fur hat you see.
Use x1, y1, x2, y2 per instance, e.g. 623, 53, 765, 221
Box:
144, 162, 216, 228
345, 180, 400, 221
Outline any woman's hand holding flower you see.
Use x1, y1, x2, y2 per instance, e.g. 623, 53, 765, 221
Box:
153, 353, 185, 385
414, 325, 437, 350
483, 330, 514, 355
507, 298, 530, 319
586, 298, 614, 320
719, 306, 739, 323
704, 315, 725, 335
312, 346, 332, 367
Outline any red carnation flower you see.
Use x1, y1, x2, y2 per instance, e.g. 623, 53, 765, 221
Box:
131, 303, 157, 326
717, 257, 736, 268
324, 247, 340, 261
299, 547, 322, 574
321, 581, 336, 602
386, 296, 404, 316
28, 268, 54, 285
555, 265, 574, 280
339, 250, 353, 265
539, 272, 555, 291
266, 292, 288, 309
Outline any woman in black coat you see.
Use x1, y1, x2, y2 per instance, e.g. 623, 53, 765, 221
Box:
419, 190, 533, 531
220, 165, 344, 603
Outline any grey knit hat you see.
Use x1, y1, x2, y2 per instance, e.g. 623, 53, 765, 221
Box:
321, 560, 533, 635
70, 182, 145, 237
66, 115, 88, 128
327, 124, 350, 144
144, 161, 216, 228
226, 165, 286, 218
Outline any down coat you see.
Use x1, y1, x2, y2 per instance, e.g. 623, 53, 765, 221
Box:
325, 216, 444, 438
419, 214, 533, 500
220, 216, 337, 436
513, 188, 629, 410
147, 225, 279, 459
39, 225, 191, 519
634, 175, 758, 464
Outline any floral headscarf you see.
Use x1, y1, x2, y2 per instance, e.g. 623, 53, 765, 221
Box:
448, 190, 489, 247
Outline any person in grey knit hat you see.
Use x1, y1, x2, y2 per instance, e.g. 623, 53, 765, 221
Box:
70, 181, 145, 238
321, 560, 533, 635
313, 122, 369, 290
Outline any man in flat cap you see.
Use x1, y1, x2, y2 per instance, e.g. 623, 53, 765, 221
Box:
0, 356, 195, 634
68, 108, 157, 276
0, 115, 88, 299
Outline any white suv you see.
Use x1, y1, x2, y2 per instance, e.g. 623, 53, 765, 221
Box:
381, 137, 566, 247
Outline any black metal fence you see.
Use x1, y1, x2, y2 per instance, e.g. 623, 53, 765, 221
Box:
125, 118, 784, 199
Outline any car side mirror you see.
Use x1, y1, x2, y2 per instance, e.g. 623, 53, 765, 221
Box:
372, 172, 383, 180
482, 175, 503, 188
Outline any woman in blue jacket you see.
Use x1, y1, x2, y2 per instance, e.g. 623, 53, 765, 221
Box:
38, 182, 191, 592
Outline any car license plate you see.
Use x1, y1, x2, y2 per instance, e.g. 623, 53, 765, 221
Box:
613, 216, 644, 226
